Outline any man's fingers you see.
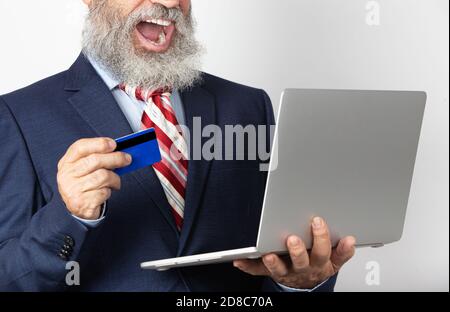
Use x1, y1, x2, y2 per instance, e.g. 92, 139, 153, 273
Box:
310, 217, 332, 267
62, 138, 117, 164
330, 236, 356, 272
233, 259, 271, 276
79, 169, 122, 192
262, 254, 289, 278
65, 188, 112, 220
287, 236, 309, 272
72, 152, 132, 177
84, 188, 112, 210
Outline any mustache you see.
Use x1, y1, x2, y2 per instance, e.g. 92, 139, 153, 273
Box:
118, 4, 189, 35
90, 2, 187, 33
130, 4, 184, 25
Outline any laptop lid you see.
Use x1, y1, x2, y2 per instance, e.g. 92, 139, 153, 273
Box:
256, 89, 426, 253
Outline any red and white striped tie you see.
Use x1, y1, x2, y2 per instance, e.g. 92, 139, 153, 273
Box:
119, 84, 188, 230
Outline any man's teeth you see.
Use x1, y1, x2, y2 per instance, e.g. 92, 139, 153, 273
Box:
158, 31, 166, 45
140, 18, 170, 45
145, 18, 172, 27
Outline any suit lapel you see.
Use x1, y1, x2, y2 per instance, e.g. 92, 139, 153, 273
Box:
65, 54, 179, 235
68, 76, 132, 139
177, 85, 216, 256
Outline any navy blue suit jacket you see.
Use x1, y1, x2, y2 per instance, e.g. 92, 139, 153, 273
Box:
0, 54, 337, 291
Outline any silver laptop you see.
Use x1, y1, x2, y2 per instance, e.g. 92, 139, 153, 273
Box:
141, 89, 426, 271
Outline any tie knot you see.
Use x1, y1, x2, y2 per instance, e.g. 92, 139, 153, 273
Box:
118, 84, 172, 102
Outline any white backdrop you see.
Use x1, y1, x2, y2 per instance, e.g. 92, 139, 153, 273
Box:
0, 0, 448, 292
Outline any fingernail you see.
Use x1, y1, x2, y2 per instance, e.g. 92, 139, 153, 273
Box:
289, 236, 300, 246
313, 217, 323, 229
108, 139, 116, 149
125, 154, 132, 163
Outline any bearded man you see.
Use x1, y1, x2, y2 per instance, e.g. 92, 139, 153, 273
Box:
0, 0, 355, 291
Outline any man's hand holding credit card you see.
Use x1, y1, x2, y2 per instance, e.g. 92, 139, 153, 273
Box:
114, 128, 161, 176
56, 130, 161, 221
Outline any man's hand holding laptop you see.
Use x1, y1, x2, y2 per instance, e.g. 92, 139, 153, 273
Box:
233, 217, 356, 289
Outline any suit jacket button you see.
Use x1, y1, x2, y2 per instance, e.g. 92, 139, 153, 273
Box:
62, 244, 73, 251
58, 252, 68, 261
64, 235, 75, 247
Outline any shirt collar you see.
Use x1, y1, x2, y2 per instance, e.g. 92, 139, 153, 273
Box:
87, 56, 120, 91
87, 55, 180, 97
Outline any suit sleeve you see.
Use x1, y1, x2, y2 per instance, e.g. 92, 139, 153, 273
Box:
257, 90, 338, 292
0, 98, 90, 291
262, 274, 338, 292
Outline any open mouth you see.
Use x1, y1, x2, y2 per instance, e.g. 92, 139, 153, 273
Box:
135, 18, 176, 52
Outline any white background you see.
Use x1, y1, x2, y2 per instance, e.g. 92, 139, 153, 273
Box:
0, 0, 448, 291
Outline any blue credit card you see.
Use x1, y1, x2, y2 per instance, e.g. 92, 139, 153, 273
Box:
114, 128, 161, 176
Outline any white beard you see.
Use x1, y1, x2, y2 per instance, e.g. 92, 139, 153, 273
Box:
82, 2, 203, 91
